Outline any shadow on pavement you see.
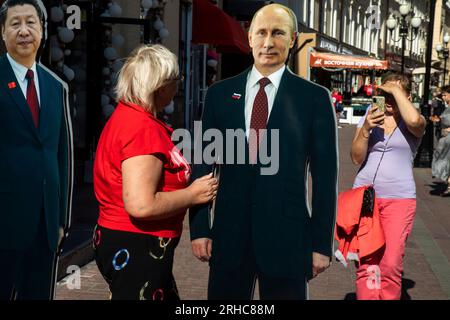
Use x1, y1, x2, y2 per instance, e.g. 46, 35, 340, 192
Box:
428, 181, 448, 196
344, 292, 356, 300
401, 278, 415, 300
343, 278, 415, 300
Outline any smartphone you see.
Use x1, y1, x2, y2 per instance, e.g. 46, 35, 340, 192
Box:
209, 161, 221, 229
372, 95, 386, 114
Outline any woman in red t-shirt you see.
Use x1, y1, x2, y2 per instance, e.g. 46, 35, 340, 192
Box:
93, 45, 218, 300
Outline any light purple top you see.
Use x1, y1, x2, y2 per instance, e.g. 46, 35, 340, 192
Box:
353, 108, 422, 199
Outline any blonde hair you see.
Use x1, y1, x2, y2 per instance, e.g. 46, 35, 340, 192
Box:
115, 44, 179, 112
249, 3, 298, 35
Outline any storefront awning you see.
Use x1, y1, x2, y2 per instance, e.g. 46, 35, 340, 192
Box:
310, 51, 389, 70
192, 0, 250, 54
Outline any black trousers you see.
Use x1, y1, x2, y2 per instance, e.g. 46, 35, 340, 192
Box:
0, 209, 56, 300
94, 225, 180, 300
208, 248, 307, 300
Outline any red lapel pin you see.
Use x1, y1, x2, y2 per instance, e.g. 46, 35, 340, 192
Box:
232, 93, 241, 100
8, 82, 16, 89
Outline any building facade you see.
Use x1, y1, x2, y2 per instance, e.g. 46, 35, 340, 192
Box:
432, 0, 450, 87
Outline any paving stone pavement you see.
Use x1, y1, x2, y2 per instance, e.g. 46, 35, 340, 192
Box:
55, 124, 450, 300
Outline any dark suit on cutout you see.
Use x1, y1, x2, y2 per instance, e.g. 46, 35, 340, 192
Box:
189, 67, 338, 299
0, 54, 72, 300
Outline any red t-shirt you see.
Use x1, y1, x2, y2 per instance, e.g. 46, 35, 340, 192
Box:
94, 100, 191, 238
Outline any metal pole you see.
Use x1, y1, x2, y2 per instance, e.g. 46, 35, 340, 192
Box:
384, 0, 390, 60
401, 35, 406, 74
444, 56, 448, 86
339, 0, 344, 44
415, 0, 436, 167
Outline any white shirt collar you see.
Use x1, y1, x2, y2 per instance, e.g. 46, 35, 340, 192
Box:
248, 65, 285, 89
6, 53, 38, 82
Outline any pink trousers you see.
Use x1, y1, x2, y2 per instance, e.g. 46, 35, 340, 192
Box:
355, 198, 416, 300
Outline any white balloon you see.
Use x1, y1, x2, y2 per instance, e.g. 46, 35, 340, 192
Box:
159, 28, 169, 39
164, 100, 174, 114
50, 7, 64, 22
109, 3, 122, 17
111, 34, 125, 48
101, 94, 110, 107
102, 104, 115, 118
102, 67, 111, 76
153, 17, 163, 31
64, 49, 71, 56
207, 59, 218, 68
104, 47, 118, 60
111, 60, 123, 72
100, 10, 111, 17
58, 27, 75, 43
51, 47, 64, 62
63, 65, 75, 81
141, 0, 153, 10
153, 0, 160, 8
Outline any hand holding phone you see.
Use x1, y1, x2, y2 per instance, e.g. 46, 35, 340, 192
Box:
363, 97, 386, 130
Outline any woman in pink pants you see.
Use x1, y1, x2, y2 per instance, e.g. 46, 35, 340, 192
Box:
350, 73, 426, 300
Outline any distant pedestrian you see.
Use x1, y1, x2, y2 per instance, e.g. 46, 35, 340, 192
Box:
350, 73, 426, 299
432, 85, 450, 197
332, 89, 343, 128
430, 87, 445, 140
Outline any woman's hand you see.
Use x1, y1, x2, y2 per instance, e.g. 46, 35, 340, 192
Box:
188, 173, 218, 205
377, 81, 404, 96
363, 104, 385, 131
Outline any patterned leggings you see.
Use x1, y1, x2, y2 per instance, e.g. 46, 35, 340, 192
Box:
93, 225, 180, 300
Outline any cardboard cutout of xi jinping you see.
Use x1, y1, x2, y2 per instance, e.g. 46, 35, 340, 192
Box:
0, 0, 73, 300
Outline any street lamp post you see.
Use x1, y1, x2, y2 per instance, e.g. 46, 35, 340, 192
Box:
412, 75, 423, 106
436, 32, 450, 85
386, 1, 422, 74
414, 0, 437, 168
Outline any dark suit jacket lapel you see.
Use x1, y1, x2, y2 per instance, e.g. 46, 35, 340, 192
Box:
266, 68, 291, 131
230, 69, 249, 133
0, 55, 40, 140
37, 65, 51, 138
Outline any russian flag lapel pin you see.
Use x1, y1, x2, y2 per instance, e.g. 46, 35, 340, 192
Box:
232, 93, 241, 100
8, 82, 16, 89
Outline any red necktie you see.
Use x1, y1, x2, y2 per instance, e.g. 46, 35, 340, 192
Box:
249, 77, 271, 163
26, 69, 39, 127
